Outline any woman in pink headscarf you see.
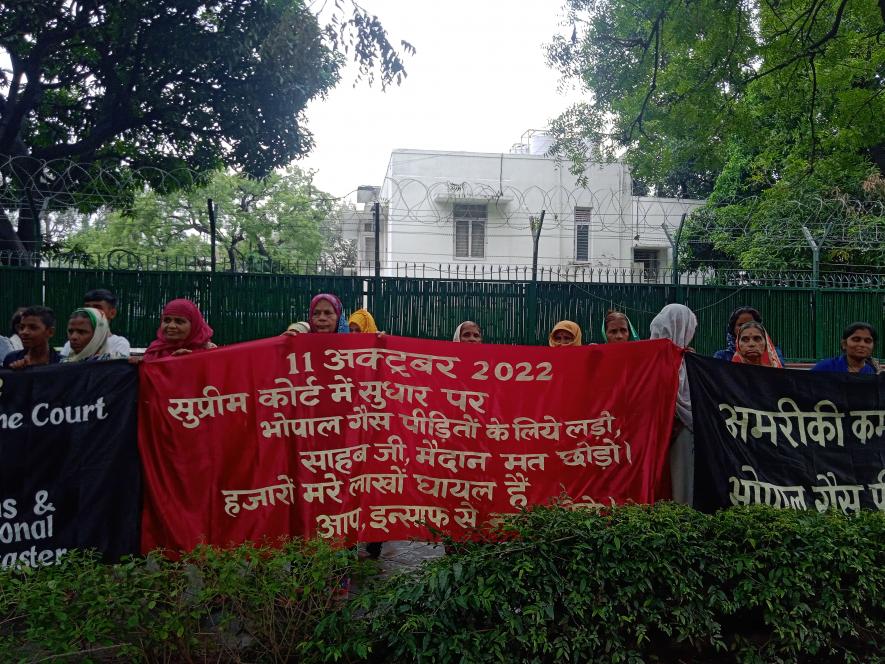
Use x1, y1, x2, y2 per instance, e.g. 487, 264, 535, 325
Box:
142, 299, 216, 361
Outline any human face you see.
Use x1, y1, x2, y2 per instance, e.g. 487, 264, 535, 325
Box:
606, 318, 630, 343
842, 329, 874, 363
349, 322, 361, 333
85, 300, 116, 322
459, 323, 482, 343
738, 328, 766, 364
733, 313, 756, 338
67, 316, 95, 353
551, 329, 575, 347
17, 315, 54, 350
161, 315, 191, 342
311, 299, 338, 333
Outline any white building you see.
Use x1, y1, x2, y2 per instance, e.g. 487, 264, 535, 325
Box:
338, 185, 387, 268
356, 140, 705, 281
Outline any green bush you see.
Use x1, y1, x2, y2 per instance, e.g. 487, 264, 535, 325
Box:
327, 504, 885, 663
2, 506, 882, 663
0, 538, 358, 663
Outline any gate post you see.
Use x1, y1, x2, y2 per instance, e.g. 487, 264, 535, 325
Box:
801, 226, 822, 359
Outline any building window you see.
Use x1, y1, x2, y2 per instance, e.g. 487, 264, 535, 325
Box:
364, 236, 376, 265
454, 203, 486, 258
575, 207, 591, 262
633, 248, 663, 281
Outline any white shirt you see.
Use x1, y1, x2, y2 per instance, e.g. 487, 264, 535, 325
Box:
61, 333, 131, 358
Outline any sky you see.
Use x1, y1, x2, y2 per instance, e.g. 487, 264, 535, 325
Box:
299, 0, 584, 198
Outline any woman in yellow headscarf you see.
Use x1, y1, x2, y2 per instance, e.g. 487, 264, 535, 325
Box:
548, 320, 582, 347
348, 308, 378, 333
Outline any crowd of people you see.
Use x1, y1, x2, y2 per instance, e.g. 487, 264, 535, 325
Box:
0, 290, 878, 375
0, 290, 879, 549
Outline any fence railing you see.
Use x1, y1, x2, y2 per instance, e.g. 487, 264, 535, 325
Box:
3, 250, 883, 288
2, 261, 882, 362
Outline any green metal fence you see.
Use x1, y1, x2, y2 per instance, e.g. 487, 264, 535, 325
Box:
1, 266, 882, 362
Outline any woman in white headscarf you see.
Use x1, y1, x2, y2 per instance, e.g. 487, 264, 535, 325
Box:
63, 307, 123, 362
649, 303, 698, 506
453, 321, 482, 343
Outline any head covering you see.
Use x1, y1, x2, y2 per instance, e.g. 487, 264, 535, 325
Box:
143, 298, 213, 361
650, 304, 698, 429
63, 307, 112, 362
723, 306, 762, 355
453, 321, 482, 342
601, 310, 640, 342
309, 294, 349, 333
732, 321, 783, 368
549, 320, 582, 347
287, 321, 311, 334
348, 308, 378, 333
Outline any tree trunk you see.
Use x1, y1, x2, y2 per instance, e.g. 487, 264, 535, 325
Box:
0, 208, 27, 259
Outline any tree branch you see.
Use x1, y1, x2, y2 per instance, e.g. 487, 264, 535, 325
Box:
745, 0, 850, 85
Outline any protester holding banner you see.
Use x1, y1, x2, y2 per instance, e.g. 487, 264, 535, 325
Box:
0, 334, 12, 364
7, 307, 26, 350
454, 321, 483, 343
141, 299, 216, 361
649, 303, 698, 505
731, 321, 784, 368
811, 323, 879, 375
284, 321, 311, 335
62, 308, 126, 363
60, 289, 130, 359
549, 320, 582, 347
714, 306, 786, 365
348, 308, 379, 334
1, 306, 60, 370
309, 293, 349, 334
602, 310, 640, 343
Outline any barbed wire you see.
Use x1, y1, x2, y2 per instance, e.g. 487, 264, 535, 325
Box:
1, 156, 882, 260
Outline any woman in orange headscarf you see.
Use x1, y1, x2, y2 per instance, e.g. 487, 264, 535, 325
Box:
732, 321, 783, 368
348, 308, 379, 333
548, 321, 582, 347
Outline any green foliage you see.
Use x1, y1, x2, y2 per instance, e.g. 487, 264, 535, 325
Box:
2, 506, 882, 662
328, 504, 884, 663
64, 167, 356, 271
0, 538, 358, 663
548, 0, 885, 269
0, 0, 411, 250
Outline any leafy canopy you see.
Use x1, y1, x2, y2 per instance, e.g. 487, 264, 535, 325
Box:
65, 167, 356, 271
547, 0, 885, 270
0, 0, 412, 251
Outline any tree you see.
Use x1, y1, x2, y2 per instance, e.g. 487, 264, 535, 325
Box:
0, 0, 412, 255
64, 167, 357, 271
547, 0, 884, 269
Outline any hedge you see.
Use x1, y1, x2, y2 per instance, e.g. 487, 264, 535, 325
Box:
0, 538, 358, 663
328, 504, 885, 663
1, 504, 883, 663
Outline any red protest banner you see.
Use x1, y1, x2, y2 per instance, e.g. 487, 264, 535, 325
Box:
138, 335, 682, 552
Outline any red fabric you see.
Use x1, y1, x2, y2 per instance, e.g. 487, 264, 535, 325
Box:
143, 299, 214, 361
138, 335, 682, 552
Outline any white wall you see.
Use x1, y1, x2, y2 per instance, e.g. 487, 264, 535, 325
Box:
379, 149, 704, 272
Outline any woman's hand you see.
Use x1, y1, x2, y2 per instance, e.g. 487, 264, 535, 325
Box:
8, 357, 29, 369
171, 348, 193, 356
128, 355, 143, 364
281, 330, 299, 336
205, 342, 218, 349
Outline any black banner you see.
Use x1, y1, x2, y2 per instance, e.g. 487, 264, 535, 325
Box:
686, 354, 885, 514
0, 361, 140, 569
